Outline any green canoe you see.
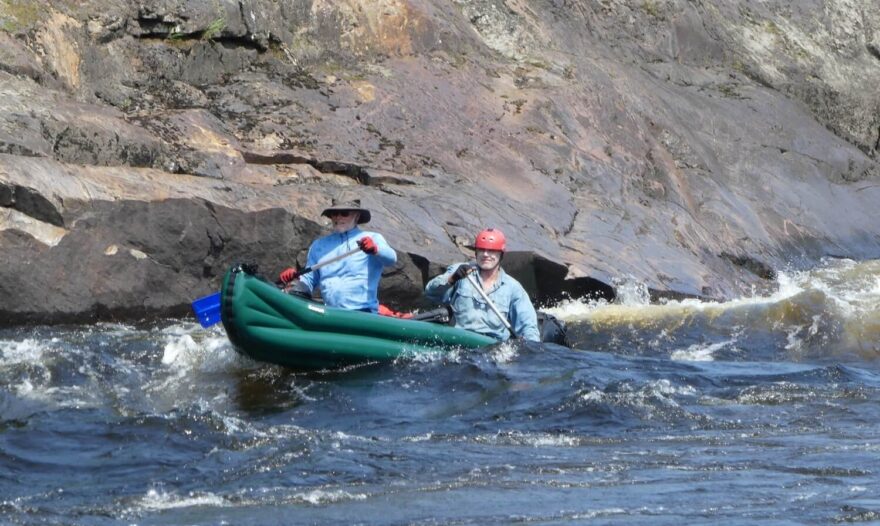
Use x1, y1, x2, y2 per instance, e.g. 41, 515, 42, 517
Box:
220, 265, 497, 369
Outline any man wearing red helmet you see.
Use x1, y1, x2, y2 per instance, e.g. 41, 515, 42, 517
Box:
425, 228, 540, 341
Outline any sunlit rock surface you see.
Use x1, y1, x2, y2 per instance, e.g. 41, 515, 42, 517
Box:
0, 0, 878, 324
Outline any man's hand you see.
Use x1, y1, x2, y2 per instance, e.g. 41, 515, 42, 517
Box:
279, 267, 299, 284
448, 263, 474, 285
358, 236, 378, 255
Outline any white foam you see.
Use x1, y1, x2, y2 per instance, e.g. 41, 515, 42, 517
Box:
541, 297, 609, 320
570, 508, 628, 520
403, 432, 435, 442
161, 333, 196, 365
403, 346, 454, 364
489, 340, 518, 363
0, 339, 81, 408
849, 486, 866, 493
292, 489, 367, 505
611, 276, 651, 305
648, 378, 695, 397
543, 269, 814, 325
160, 324, 240, 373
0, 338, 50, 365
138, 488, 229, 511
578, 379, 694, 409
525, 433, 579, 447
670, 340, 735, 362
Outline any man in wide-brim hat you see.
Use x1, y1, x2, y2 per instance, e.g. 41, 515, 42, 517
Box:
279, 192, 397, 312
320, 196, 372, 225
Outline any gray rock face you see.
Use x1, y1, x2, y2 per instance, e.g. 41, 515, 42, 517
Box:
0, 0, 878, 325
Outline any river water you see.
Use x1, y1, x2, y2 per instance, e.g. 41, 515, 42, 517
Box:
2, 258, 879, 525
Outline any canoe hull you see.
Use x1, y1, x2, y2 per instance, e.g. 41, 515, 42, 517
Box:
220, 266, 496, 369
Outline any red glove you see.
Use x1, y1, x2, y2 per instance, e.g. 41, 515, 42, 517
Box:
279, 267, 299, 284
357, 236, 378, 255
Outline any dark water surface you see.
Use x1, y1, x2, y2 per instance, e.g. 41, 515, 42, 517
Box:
2, 259, 879, 525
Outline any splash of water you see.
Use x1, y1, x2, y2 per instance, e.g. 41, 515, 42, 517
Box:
542, 259, 880, 360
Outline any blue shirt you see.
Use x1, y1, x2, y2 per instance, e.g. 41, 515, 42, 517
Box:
425, 263, 540, 342
298, 227, 397, 312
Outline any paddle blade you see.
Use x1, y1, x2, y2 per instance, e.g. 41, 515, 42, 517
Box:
192, 292, 221, 328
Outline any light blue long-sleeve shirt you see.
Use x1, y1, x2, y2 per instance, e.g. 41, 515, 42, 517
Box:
298, 227, 397, 312
425, 263, 540, 342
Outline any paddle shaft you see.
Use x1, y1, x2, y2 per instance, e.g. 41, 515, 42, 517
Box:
280, 246, 363, 291
463, 271, 517, 339
300, 247, 362, 275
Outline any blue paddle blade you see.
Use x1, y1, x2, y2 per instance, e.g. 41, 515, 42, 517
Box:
192, 292, 221, 328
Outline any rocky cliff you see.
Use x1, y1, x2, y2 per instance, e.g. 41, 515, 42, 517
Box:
1, 0, 878, 325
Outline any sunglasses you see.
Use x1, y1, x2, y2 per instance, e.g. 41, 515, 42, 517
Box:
328, 210, 354, 217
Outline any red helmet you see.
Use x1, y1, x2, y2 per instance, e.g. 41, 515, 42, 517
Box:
473, 228, 506, 252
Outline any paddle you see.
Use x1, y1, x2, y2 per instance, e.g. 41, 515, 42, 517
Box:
463, 268, 517, 339
191, 247, 362, 328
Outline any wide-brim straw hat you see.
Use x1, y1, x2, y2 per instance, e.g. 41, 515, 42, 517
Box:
321, 195, 371, 224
